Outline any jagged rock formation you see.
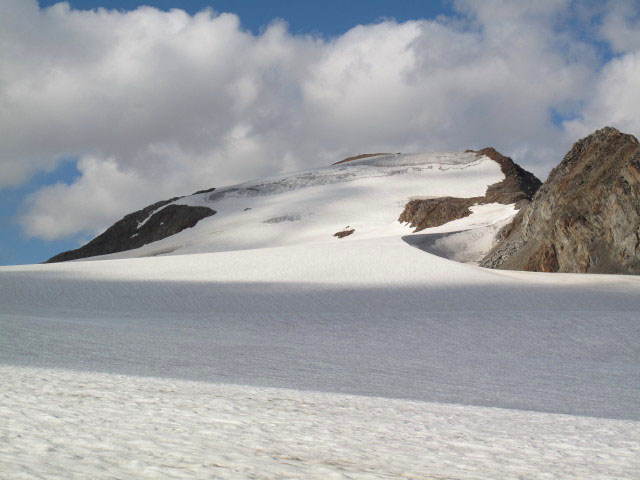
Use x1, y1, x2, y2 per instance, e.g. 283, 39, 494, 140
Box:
399, 149, 541, 232
476, 148, 542, 205
47, 200, 216, 263
481, 127, 640, 274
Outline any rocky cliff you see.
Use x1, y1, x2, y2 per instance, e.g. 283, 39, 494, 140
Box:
47, 198, 216, 263
399, 149, 541, 231
481, 127, 640, 274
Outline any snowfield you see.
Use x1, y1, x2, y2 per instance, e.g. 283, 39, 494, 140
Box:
1, 152, 639, 478
2, 365, 639, 480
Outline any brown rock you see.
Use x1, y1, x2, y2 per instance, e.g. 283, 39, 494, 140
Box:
398, 150, 541, 232
398, 197, 482, 231
334, 228, 355, 238
477, 147, 542, 204
481, 126, 640, 274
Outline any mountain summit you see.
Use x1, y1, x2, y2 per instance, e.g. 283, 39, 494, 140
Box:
47, 151, 536, 263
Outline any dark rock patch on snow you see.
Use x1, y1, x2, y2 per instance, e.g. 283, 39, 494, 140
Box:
481, 126, 640, 274
334, 228, 355, 238
399, 197, 481, 231
192, 187, 216, 195
333, 153, 392, 165
47, 202, 215, 263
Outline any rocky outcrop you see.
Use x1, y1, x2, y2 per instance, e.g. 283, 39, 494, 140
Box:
334, 228, 355, 238
476, 148, 542, 205
47, 200, 216, 263
333, 153, 392, 165
481, 127, 640, 274
399, 197, 481, 231
399, 149, 541, 232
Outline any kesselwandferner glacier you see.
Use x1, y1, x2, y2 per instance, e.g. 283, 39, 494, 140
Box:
2, 128, 639, 479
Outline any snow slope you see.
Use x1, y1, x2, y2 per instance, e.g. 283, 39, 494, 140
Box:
85, 151, 511, 260
1, 151, 640, 478
2, 237, 640, 420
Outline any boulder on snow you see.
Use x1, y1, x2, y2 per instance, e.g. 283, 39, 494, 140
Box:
334, 228, 355, 238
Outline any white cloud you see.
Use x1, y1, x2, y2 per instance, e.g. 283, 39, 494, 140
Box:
599, 0, 640, 54
563, 1, 640, 139
0, 0, 637, 240
564, 51, 640, 139
19, 156, 148, 240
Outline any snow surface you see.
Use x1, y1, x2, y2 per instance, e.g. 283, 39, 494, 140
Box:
2, 237, 640, 420
2, 365, 639, 480
1, 151, 640, 478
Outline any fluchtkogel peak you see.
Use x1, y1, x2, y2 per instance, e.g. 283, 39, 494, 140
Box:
48, 150, 539, 264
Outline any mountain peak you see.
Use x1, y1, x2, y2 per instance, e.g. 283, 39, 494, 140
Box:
482, 126, 640, 274
47, 150, 526, 263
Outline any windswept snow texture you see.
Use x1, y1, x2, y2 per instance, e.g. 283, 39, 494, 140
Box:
2, 366, 639, 480
2, 240, 640, 420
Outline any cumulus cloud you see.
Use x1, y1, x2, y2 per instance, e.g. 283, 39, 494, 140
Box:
599, 0, 640, 54
564, 1, 640, 138
19, 156, 149, 240
0, 0, 638, 240
564, 52, 640, 139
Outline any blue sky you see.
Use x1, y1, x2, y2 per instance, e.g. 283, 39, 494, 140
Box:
2, 0, 640, 265
39, 0, 455, 35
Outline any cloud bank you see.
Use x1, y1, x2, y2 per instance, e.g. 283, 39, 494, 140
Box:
1, 0, 639, 240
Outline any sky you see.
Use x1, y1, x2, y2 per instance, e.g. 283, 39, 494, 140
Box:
1, 0, 640, 265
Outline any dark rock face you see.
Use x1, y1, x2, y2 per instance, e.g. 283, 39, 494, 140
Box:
476, 148, 542, 205
399, 196, 481, 231
192, 187, 216, 195
333, 153, 392, 165
334, 228, 355, 238
399, 150, 541, 232
47, 200, 216, 263
481, 127, 640, 274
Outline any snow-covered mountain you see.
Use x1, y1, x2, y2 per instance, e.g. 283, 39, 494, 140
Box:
47, 150, 532, 263
2, 146, 640, 479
